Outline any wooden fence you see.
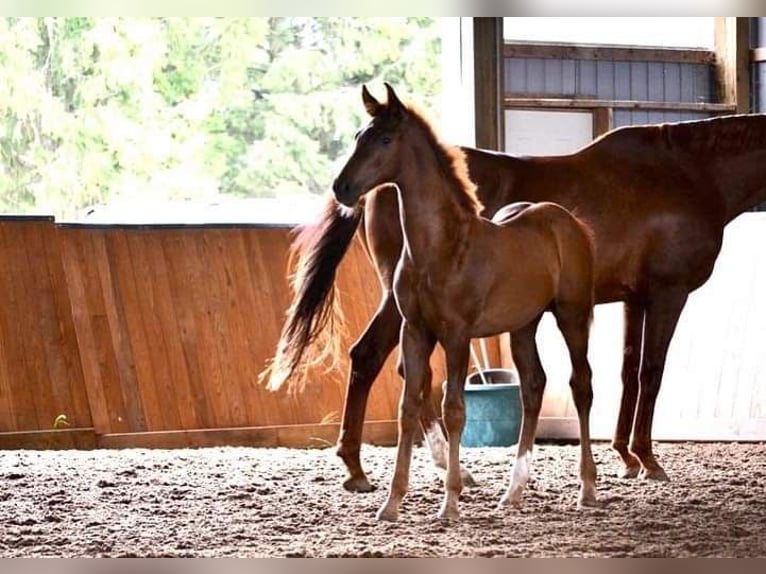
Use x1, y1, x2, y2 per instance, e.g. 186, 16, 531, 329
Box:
0, 216, 413, 449
2, 213, 766, 450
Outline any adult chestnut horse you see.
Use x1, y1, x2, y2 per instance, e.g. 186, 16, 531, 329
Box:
332, 83, 597, 520
266, 88, 766, 492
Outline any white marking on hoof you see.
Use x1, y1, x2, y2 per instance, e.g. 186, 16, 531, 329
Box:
376, 502, 399, 522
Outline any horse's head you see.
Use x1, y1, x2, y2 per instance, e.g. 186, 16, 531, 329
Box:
332, 83, 408, 207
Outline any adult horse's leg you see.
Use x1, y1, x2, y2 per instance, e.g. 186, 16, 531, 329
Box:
630, 288, 689, 481
555, 307, 599, 507
499, 317, 545, 509
338, 293, 401, 492
438, 338, 470, 521
377, 322, 436, 522
612, 301, 645, 479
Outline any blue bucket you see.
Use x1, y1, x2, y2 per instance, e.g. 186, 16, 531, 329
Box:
460, 369, 521, 447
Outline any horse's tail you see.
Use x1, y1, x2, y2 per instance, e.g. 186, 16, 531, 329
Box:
261, 196, 363, 392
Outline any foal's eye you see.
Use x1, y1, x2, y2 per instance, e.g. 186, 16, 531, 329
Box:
381, 136, 392, 145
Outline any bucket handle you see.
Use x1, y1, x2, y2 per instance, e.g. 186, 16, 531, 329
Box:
469, 339, 490, 385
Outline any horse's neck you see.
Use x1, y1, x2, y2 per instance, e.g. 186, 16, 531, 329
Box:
395, 151, 473, 265
719, 156, 766, 221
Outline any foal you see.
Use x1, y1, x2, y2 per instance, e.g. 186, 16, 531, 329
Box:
332, 83, 599, 521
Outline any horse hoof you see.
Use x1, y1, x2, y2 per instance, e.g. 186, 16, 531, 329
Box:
578, 497, 604, 509
437, 507, 460, 522
343, 476, 375, 493
639, 466, 669, 482
376, 507, 399, 522
617, 464, 641, 479
497, 494, 522, 510
460, 467, 478, 488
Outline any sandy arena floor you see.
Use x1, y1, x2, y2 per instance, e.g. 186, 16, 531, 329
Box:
0, 442, 764, 558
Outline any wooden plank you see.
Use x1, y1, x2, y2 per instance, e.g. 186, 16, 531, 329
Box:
241, 228, 305, 426
0, 428, 97, 450
0, 224, 19, 430
58, 228, 114, 435
503, 97, 736, 112
0, 223, 40, 431
593, 107, 612, 136
45, 226, 90, 429
164, 231, 226, 428
141, 230, 200, 430
19, 223, 62, 430
199, 229, 250, 427
97, 421, 399, 450
121, 230, 174, 431
97, 232, 146, 432
504, 42, 716, 65
474, 17, 503, 150
229, 229, 285, 426
715, 17, 751, 114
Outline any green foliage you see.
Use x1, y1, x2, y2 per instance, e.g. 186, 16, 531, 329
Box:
0, 17, 442, 219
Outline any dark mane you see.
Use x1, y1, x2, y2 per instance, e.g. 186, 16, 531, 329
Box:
404, 103, 484, 215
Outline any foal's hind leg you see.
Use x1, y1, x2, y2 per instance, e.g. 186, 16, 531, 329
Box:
438, 338, 470, 521
555, 305, 599, 507
420, 379, 477, 488
500, 318, 545, 509
338, 294, 401, 492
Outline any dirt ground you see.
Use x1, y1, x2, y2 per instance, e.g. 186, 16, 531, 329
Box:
0, 441, 764, 558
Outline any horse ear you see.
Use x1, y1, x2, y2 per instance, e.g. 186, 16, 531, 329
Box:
384, 82, 405, 115
362, 85, 382, 116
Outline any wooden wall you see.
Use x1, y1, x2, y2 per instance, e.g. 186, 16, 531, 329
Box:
0, 218, 409, 449
0, 217, 92, 447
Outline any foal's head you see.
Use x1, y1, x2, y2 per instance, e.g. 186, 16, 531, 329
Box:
332, 83, 409, 207
332, 83, 480, 213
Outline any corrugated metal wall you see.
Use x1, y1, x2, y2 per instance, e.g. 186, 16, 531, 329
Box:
505, 57, 714, 127
506, 59, 713, 102
753, 18, 765, 112
751, 19, 765, 211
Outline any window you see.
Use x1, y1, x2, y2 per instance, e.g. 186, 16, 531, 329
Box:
1, 17, 469, 224
504, 17, 715, 49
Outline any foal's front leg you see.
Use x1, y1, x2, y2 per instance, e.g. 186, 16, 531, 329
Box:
439, 339, 470, 521
376, 321, 435, 522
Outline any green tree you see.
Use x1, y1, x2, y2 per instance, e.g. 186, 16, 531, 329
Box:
0, 17, 442, 219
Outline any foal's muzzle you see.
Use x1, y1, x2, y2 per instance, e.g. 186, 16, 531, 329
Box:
332, 178, 360, 207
